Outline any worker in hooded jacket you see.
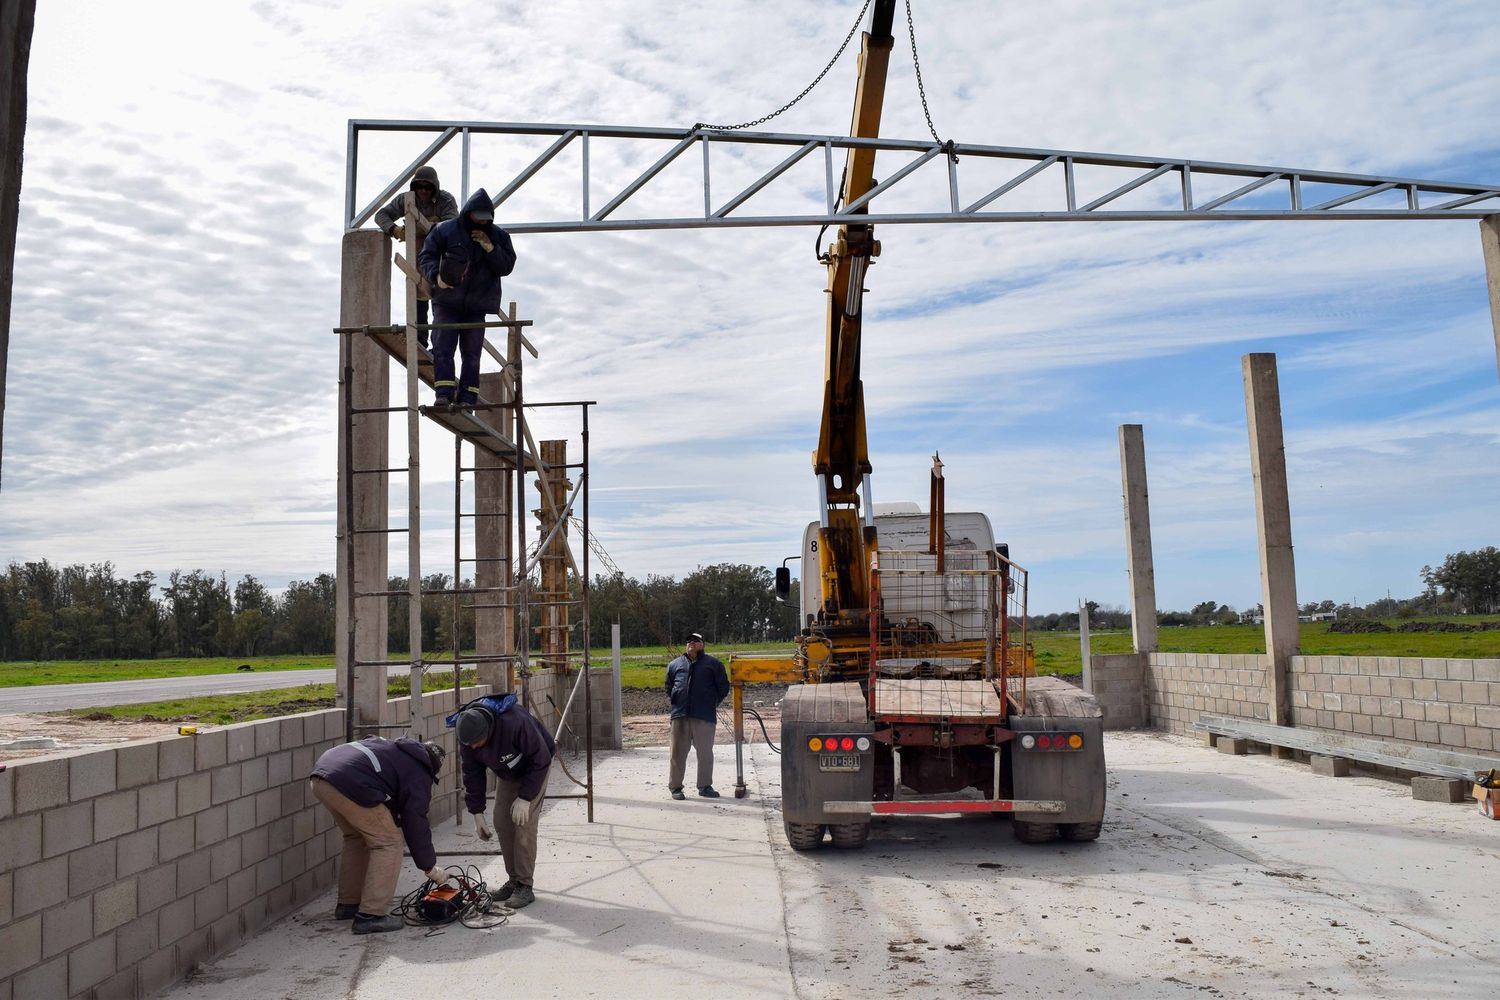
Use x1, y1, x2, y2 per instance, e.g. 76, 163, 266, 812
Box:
373, 165, 458, 347
417, 187, 517, 410
308, 736, 451, 935
450, 693, 554, 909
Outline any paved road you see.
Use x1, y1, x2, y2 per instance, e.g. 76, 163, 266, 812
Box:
164, 732, 1500, 1000
0, 670, 339, 715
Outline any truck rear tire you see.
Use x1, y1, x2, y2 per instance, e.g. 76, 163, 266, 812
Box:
829, 822, 869, 850
1060, 821, 1102, 842
1012, 821, 1058, 844
785, 822, 825, 851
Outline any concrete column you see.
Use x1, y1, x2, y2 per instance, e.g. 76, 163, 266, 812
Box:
1243, 353, 1298, 728
473, 370, 512, 691
335, 230, 390, 732
1118, 424, 1159, 654
1482, 215, 1500, 383
536, 440, 571, 672
0, 0, 35, 490
1078, 599, 1093, 691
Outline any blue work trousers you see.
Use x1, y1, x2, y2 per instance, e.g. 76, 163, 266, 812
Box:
430, 305, 485, 403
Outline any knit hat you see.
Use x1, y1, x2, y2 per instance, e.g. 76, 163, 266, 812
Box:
456, 707, 493, 745
421, 741, 446, 780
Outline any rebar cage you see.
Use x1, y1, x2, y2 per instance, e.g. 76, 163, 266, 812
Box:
869, 547, 1030, 714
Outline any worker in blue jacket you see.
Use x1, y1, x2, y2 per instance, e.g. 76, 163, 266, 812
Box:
451, 694, 555, 909
308, 736, 450, 934
417, 187, 517, 410
665, 631, 730, 799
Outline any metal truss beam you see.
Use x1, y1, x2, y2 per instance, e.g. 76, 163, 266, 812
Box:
345, 119, 1500, 233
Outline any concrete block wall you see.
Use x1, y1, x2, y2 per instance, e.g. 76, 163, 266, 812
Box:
0, 686, 488, 999
1287, 656, 1499, 752
1143, 652, 1272, 735
526, 668, 621, 752
1085, 653, 1149, 729
380, 683, 491, 825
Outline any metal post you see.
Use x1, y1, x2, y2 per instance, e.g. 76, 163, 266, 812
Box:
611, 623, 623, 750
1078, 598, 1092, 691
403, 205, 424, 735
515, 333, 529, 705
341, 331, 356, 744
582, 403, 593, 822
454, 435, 462, 717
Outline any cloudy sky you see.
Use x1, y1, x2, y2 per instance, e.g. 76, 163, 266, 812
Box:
4, 0, 1498, 616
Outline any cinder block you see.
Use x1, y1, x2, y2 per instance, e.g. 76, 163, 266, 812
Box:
291, 745, 316, 778
116, 913, 157, 966
210, 911, 244, 957
177, 772, 211, 815
195, 804, 228, 849
12, 955, 65, 999
268, 816, 294, 853
138, 780, 177, 827
96, 967, 138, 1000
280, 716, 305, 748
1216, 737, 1248, 755
137, 863, 178, 914
226, 869, 256, 910
42, 801, 93, 858
292, 807, 315, 845
158, 896, 196, 946
94, 789, 140, 842
266, 751, 292, 786
14, 855, 66, 917
226, 797, 257, 836
240, 826, 269, 866
194, 730, 228, 771
194, 881, 228, 927
280, 783, 304, 819
0, 814, 43, 874
210, 839, 241, 882
177, 848, 211, 895
68, 841, 117, 895
68, 932, 116, 994
14, 755, 71, 813
1310, 755, 1351, 777
211, 765, 241, 805
1200, 731, 1218, 747
240, 757, 269, 796
0, 871, 10, 925
116, 740, 160, 790
138, 948, 178, 997
254, 722, 281, 757
1411, 776, 1467, 802
225, 725, 258, 763
70, 748, 119, 801
158, 816, 196, 862
176, 926, 212, 976
42, 895, 93, 958
254, 856, 282, 895
0, 767, 13, 820
158, 737, 195, 779
0, 912, 41, 980
94, 878, 139, 934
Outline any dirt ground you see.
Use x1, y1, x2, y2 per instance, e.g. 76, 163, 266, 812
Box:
621, 682, 786, 748
0, 713, 185, 761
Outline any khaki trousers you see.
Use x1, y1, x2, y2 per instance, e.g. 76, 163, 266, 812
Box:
493, 767, 550, 887
310, 777, 402, 916
668, 717, 716, 791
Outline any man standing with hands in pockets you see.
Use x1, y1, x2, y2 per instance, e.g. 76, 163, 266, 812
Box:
665, 631, 730, 800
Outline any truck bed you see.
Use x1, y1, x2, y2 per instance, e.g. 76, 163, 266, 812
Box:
872, 678, 1002, 719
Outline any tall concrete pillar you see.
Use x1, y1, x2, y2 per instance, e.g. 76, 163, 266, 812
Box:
0, 0, 36, 490
1118, 424, 1159, 654
1482, 215, 1500, 383
335, 230, 391, 732
473, 370, 512, 691
536, 439, 571, 672
1243, 353, 1297, 729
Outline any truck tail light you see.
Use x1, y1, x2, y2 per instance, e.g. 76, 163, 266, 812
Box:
808, 738, 823, 752
1018, 732, 1085, 751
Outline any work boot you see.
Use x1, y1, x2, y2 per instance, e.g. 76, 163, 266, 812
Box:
456, 395, 478, 411
431, 396, 454, 413
699, 786, 721, 798
333, 903, 359, 920
351, 913, 403, 934
507, 885, 535, 909
489, 878, 519, 904
670, 787, 685, 800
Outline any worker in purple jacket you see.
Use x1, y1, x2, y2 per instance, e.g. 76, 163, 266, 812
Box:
308, 736, 450, 934
451, 694, 555, 910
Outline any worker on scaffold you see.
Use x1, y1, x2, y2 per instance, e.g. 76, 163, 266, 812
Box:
374, 166, 457, 348
418, 187, 517, 411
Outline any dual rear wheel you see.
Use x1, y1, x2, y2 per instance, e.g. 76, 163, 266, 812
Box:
1013, 820, 1102, 844
784, 821, 870, 851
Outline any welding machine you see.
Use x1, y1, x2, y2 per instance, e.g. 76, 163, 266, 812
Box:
417, 885, 465, 922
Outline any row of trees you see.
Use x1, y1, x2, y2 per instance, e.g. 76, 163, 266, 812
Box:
0, 560, 799, 662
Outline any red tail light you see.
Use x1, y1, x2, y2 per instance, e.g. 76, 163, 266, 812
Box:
840, 737, 855, 751
1037, 735, 1053, 749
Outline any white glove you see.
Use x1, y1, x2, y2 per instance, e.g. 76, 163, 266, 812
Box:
473, 812, 493, 840
425, 865, 451, 886
510, 797, 531, 827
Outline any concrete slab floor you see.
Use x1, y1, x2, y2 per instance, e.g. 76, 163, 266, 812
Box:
163, 732, 1500, 999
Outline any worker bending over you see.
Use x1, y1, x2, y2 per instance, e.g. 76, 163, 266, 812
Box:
309, 736, 451, 934
373, 165, 457, 346
417, 187, 516, 410
450, 693, 554, 909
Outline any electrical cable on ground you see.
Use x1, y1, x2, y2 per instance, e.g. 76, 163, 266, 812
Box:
395, 864, 511, 931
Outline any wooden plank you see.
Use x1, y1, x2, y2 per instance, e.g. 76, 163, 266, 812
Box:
1195, 713, 1498, 781
873, 679, 1001, 718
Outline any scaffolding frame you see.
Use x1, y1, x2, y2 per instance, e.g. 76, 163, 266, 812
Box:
333, 200, 599, 822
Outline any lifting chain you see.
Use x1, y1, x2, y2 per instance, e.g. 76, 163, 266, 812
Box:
692, 0, 874, 133
905, 0, 956, 161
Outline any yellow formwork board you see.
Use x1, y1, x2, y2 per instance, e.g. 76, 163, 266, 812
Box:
728, 656, 803, 683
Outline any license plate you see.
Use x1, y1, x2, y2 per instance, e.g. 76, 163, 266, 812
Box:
819, 754, 861, 772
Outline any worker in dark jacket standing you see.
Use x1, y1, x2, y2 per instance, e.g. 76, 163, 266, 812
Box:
308, 737, 450, 934
417, 187, 516, 410
373, 165, 458, 347
452, 694, 554, 909
665, 631, 731, 799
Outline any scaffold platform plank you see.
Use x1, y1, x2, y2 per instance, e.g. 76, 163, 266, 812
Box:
368, 326, 438, 386
419, 403, 542, 467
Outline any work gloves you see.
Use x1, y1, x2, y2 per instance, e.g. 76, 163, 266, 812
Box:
510, 797, 531, 827
388, 224, 406, 241
471, 228, 494, 252
473, 812, 493, 840
425, 866, 451, 887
